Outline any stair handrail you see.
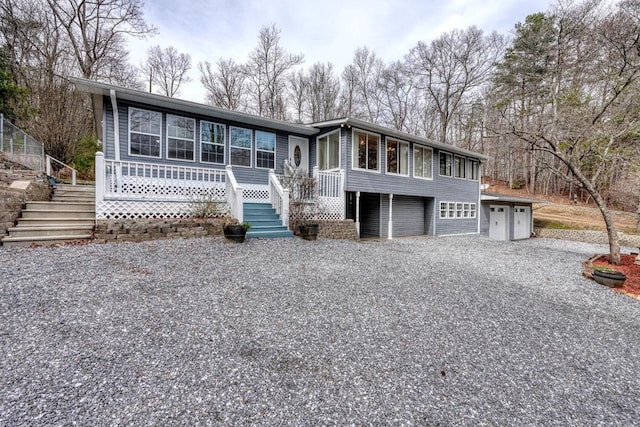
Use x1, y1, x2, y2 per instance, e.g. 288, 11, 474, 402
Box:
225, 165, 243, 222
46, 154, 77, 185
269, 169, 289, 227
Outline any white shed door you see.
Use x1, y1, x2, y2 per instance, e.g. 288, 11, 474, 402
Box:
513, 206, 530, 239
489, 205, 507, 240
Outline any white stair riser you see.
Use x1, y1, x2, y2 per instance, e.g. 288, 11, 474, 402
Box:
8, 228, 93, 237
2, 235, 93, 247
17, 218, 95, 227
21, 210, 95, 219
27, 202, 94, 211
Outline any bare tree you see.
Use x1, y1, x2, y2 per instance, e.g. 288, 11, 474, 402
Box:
408, 26, 505, 144
144, 45, 192, 97
243, 24, 304, 120
199, 59, 246, 110
378, 60, 418, 132
341, 47, 384, 122
307, 62, 340, 122
288, 69, 308, 123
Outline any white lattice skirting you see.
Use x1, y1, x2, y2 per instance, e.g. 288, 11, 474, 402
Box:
242, 184, 270, 203
96, 200, 230, 220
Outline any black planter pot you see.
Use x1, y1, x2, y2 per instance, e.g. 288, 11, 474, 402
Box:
592, 269, 626, 288
223, 224, 247, 243
298, 223, 319, 241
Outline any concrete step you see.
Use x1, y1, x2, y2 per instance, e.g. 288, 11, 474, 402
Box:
26, 201, 95, 211
1, 234, 93, 248
21, 209, 96, 219
16, 217, 95, 227
245, 219, 284, 227
7, 225, 94, 238
54, 184, 95, 192
51, 196, 95, 203
246, 229, 293, 239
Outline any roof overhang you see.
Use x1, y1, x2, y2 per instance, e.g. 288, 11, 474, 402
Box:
311, 117, 489, 161
481, 192, 547, 204
71, 77, 319, 136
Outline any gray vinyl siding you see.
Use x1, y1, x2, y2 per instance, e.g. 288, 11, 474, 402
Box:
393, 196, 425, 237
103, 98, 309, 186
380, 195, 389, 238
480, 202, 491, 235
359, 193, 380, 238
424, 198, 435, 235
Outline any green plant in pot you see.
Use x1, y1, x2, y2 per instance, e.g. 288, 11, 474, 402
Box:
223, 219, 251, 243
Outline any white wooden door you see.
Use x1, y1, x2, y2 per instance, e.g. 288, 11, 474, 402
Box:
513, 206, 530, 239
489, 205, 507, 240
288, 136, 309, 172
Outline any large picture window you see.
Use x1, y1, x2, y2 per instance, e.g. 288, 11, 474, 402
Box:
353, 130, 379, 171
255, 131, 276, 169
167, 114, 195, 161
200, 121, 225, 164
386, 139, 409, 176
129, 108, 161, 158
230, 127, 252, 167
413, 145, 433, 179
454, 155, 466, 179
318, 131, 340, 170
439, 152, 452, 177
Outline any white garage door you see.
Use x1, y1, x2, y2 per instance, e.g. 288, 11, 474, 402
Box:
489, 205, 507, 240
513, 206, 530, 239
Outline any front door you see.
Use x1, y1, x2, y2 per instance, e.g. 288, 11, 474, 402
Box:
288, 136, 309, 172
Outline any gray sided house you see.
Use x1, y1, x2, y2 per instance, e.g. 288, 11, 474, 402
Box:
72, 77, 488, 239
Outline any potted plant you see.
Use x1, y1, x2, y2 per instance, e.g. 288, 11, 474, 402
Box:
223, 219, 251, 243
592, 266, 626, 288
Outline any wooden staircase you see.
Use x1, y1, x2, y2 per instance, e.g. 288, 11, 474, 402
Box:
244, 203, 293, 239
2, 184, 95, 247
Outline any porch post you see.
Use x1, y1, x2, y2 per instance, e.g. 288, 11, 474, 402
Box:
355, 191, 361, 236
340, 169, 346, 219
95, 152, 105, 203
388, 193, 393, 239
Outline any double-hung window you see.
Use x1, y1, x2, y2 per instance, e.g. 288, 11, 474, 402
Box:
454, 155, 466, 179
167, 114, 195, 161
353, 130, 379, 171
439, 152, 452, 176
413, 145, 433, 179
201, 121, 225, 164
318, 131, 340, 170
468, 160, 479, 181
386, 139, 409, 176
255, 131, 276, 169
230, 127, 252, 167
129, 108, 161, 158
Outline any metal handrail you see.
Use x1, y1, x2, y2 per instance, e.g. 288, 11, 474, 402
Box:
46, 155, 77, 185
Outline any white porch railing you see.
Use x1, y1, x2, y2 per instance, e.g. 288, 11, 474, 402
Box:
269, 169, 289, 227
225, 165, 243, 222
46, 155, 77, 185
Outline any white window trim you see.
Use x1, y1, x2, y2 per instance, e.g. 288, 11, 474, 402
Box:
317, 130, 341, 171
439, 151, 453, 177
229, 126, 253, 168
128, 107, 162, 159
412, 144, 433, 181
454, 155, 466, 180
165, 114, 196, 163
467, 159, 479, 181
385, 137, 410, 177
351, 128, 381, 174
255, 130, 276, 170
439, 201, 477, 219
200, 121, 226, 165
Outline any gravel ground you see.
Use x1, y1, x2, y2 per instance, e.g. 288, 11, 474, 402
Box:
1, 235, 639, 426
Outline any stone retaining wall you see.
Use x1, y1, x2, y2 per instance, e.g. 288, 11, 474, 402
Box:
94, 218, 225, 242
289, 219, 359, 241
0, 165, 51, 236
534, 228, 640, 248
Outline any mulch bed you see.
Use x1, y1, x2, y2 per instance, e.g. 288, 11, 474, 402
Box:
593, 254, 640, 298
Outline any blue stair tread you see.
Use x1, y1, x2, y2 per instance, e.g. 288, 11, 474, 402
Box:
246, 230, 293, 238
243, 203, 291, 239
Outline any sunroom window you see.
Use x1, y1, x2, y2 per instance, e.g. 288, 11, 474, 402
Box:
318, 131, 340, 170
454, 155, 466, 179
129, 108, 161, 158
201, 121, 225, 164
230, 127, 252, 167
413, 145, 433, 179
255, 131, 276, 169
353, 130, 379, 171
386, 139, 409, 176
167, 114, 195, 161
439, 152, 452, 176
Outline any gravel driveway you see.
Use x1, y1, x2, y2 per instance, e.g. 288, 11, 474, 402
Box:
1, 235, 639, 425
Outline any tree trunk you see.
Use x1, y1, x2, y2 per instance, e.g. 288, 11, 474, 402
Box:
592, 190, 621, 265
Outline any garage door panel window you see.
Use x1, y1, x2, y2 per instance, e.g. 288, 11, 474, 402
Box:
440, 201, 477, 219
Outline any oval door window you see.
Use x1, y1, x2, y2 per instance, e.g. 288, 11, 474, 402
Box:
294, 145, 301, 167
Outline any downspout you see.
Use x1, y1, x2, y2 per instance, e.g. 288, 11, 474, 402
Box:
388, 193, 393, 239
109, 89, 120, 161
477, 161, 482, 234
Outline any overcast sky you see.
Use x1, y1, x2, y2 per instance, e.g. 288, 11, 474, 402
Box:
126, 0, 554, 103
